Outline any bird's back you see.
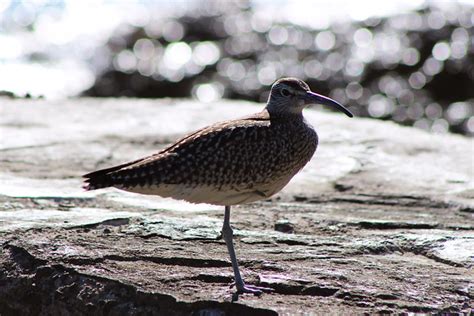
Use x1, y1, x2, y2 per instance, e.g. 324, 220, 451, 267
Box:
84, 109, 318, 205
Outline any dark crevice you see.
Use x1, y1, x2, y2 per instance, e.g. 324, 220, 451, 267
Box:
63, 254, 230, 268
352, 221, 439, 230
274, 239, 309, 246
191, 274, 233, 284
421, 253, 466, 268
68, 217, 131, 229
4, 244, 48, 273
258, 281, 340, 297
308, 194, 459, 210
459, 207, 474, 213
301, 285, 339, 297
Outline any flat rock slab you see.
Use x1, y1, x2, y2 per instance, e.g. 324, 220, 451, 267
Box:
0, 98, 473, 315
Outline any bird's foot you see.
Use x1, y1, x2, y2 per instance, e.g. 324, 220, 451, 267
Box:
229, 282, 273, 295
230, 283, 273, 302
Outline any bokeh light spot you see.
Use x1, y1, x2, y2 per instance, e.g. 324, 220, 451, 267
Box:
303, 59, 323, 78
408, 72, 426, 89
425, 103, 443, 119
344, 59, 364, 77
163, 42, 192, 70
268, 26, 288, 45
133, 38, 155, 60
368, 94, 394, 118
257, 65, 277, 85
432, 42, 451, 61
192, 41, 220, 66
114, 50, 137, 73
162, 20, 185, 42
450, 41, 468, 59
422, 57, 443, 76
194, 82, 223, 103
466, 117, 474, 135
446, 102, 471, 123
315, 31, 336, 51
325, 52, 344, 72
353, 28, 373, 47
431, 118, 449, 133
345, 82, 363, 100
414, 118, 431, 131
402, 48, 420, 66
427, 11, 446, 29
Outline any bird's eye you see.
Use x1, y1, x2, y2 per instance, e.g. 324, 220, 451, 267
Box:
281, 88, 291, 97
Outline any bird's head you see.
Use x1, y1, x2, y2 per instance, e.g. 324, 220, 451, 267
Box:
266, 77, 353, 117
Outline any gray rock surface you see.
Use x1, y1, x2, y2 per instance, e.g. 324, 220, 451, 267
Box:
0, 98, 473, 315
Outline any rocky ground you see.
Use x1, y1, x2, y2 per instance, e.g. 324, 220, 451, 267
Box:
0, 98, 473, 315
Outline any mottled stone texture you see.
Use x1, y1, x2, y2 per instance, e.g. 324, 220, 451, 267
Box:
0, 98, 473, 315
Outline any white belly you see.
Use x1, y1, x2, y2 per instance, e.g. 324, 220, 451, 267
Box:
116, 169, 298, 206
116, 183, 270, 205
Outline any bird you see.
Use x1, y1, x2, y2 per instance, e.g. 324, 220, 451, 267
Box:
83, 77, 353, 297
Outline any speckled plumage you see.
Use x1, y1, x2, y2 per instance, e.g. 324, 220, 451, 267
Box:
83, 108, 318, 205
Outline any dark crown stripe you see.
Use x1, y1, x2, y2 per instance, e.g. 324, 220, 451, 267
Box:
275, 77, 309, 91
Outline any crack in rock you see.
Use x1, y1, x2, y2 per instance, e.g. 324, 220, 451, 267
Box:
308, 194, 459, 209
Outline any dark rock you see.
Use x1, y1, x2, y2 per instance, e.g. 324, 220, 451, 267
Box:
274, 220, 294, 233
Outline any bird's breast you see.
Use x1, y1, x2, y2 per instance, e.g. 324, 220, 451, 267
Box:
261, 121, 318, 182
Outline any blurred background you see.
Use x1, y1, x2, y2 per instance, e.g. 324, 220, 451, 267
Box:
0, 0, 473, 136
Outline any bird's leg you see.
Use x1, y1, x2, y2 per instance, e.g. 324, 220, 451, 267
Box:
222, 206, 273, 297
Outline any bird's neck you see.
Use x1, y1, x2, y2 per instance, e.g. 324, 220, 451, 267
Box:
263, 107, 304, 122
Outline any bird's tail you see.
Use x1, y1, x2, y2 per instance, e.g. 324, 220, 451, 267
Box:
82, 159, 142, 191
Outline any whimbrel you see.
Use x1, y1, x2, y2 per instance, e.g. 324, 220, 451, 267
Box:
83, 77, 353, 296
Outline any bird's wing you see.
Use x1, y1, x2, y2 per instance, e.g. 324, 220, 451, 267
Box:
155, 109, 271, 156
83, 111, 272, 190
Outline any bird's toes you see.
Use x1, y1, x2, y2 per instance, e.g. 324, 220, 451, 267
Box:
237, 284, 274, 295
230, 283, 273, 302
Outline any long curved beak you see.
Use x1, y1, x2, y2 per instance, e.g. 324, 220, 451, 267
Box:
305, 91, 353, 117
